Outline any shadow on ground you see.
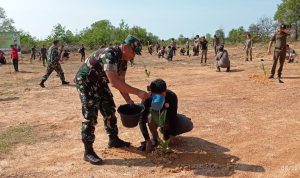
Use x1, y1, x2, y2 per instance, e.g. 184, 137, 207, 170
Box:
229, 69, 244, 73
102, 136, 265, 177
0, 96, 19, 102
18, 70, 38, 74
282, 76, 300, 79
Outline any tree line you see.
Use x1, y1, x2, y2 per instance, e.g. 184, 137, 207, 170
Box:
0, 0, 299, 50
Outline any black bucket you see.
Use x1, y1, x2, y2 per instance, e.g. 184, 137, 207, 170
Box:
117, 104, 145, 128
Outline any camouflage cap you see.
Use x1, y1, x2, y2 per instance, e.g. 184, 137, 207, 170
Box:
124, 35, 142, 55
124, 35, 140, 45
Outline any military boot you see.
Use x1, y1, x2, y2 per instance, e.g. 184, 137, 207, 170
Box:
83, 142, 102, 165
108, 135, 130, 148
62, 81, 70, 85
278, 76, 284, 83
39, 80, 46, 88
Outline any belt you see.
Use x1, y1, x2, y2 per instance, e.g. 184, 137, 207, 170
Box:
275, 47, 286, 50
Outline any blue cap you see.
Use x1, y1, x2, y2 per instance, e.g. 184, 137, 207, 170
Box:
151, 94, 165, 111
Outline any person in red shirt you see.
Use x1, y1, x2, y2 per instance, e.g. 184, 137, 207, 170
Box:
10, 45, 19, 72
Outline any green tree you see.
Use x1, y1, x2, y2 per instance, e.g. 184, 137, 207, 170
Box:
274, 0, 300, 40
80, 20, 114, 48
49, 23, 66, 41
248, 24, 260, 42
129, 26, 148, 44
256, 17, 277, 41
205, 33, 212, 43
215, 28, 225, 44
19, 31, 37, 50
177, 34, 186, 45
48, 24, 80, 45
0, 7, 16, 32
112, 19, 129, 44
145, 32, 159, 45
228, 26, 246, 43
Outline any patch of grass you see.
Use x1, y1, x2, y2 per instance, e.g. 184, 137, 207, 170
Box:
0, 124, 34, 155
260, 63, 267, 77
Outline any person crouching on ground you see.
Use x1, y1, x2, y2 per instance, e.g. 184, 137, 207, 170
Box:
165, 46, 173, 61
0, 50, 6, 64
180, 47, 186, 55
158, 46, 166, 59
216, 45, 230, 72
286, 44, 296, 63
138, 79, 193, 153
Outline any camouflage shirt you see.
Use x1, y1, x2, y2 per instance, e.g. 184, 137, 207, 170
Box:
75, 46, 128, 86
47, 45, 60, 64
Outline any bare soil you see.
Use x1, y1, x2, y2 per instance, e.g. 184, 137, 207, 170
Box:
0, 44, 299, 178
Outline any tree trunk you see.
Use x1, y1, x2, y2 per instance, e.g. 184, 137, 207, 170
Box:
291, 22, 298, 41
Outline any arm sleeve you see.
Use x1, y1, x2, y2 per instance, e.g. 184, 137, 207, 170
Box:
52, 49, 59, 62
103, 51, 118, 72
139, 99, 151, 140
166, 93, 178, 125
215, 53, 220, 61
270, 34, 276, 42
163, 92, 178, 140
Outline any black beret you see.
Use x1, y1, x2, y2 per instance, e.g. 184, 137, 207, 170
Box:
150, 79, 167, 94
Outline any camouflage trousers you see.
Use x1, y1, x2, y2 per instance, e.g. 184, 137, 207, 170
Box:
77, 83, 118, 144
41, 63, 65, 82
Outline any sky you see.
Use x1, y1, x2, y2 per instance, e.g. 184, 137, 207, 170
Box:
1, 0, 282, 40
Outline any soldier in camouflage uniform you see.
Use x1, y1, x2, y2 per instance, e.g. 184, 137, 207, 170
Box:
75, 35, 150, 165
267, 24, 290, 83
39, 40, 69, 88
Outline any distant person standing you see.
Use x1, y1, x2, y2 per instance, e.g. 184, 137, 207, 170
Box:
267, 24, 289, 83
59, 45, 65, 60
156, 41, 161, 54
40, 45, 48, 66
200, 36, 208, 63
158, 46, 166, 58
39, 40, 69, 88
185, 38, 190, 56
193, 35, 200, 56
171, 38, 176, 56
213, 35, 221, 55
244, 34, 253, 61
148, 42, 154, 55
10, 45, 19, 72
79, 44, 86, 62
31, 46, 36, 61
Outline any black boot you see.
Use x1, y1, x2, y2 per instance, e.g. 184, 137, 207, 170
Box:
62, 81, 70, 85
83, 142, 102, 165
268, 75, 274, 79
226, 67, 230, 72
39, 80, 46, 88
108, 135, 130, 148
278, 76, 284, 83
